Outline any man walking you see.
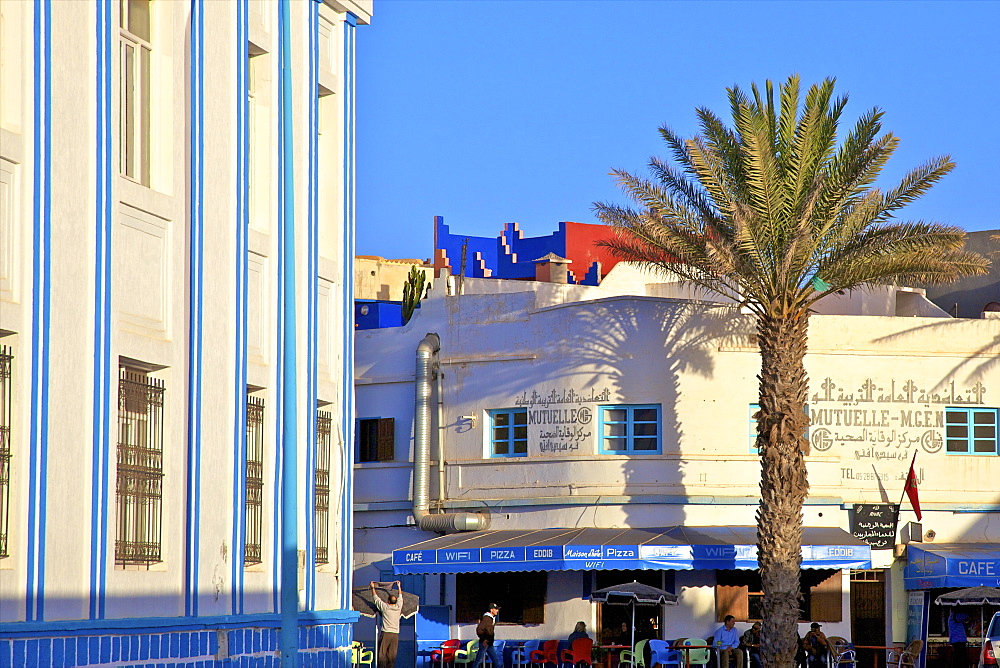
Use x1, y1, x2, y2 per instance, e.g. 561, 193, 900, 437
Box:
371, 580, 404, 668
714, 615, 744, 668
473, 603, 503, 668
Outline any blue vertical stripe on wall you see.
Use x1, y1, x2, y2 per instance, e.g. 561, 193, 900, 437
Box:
272, 0, 287, 616
185, 0, 206, 618
90, 0, 113, 621
232, 0, 250, 616
26, 0, 52, 623
305, 0, 319, 612
340, 12, 358, 611
277, 0, 300, 658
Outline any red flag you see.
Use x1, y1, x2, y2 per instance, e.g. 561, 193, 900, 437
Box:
903, 455, 922, 521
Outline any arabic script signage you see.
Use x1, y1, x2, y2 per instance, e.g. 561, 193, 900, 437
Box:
514, 387, 610, 454
850, 503, 899, 549
809, 377, 986, 461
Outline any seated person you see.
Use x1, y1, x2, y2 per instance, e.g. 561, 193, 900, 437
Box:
803, 623, 832, 668
715, 615, 744, 668
741, 622, 761, 668
569, 621, 592, 644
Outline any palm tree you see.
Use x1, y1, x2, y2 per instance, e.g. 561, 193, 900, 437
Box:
593, 75, 989, 668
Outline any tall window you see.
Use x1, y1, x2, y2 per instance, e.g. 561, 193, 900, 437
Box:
946, 407, 998, 455
358, 417, 394, 462
244, 392, 265, 566
119, 0, 151, 185
116, 365, 164, 567
599, 405, 660, 454
314, 408, 331, 565
489, 409, 527, 458
0, 345, 11, 559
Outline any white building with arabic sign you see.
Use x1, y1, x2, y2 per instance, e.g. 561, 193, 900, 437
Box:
352, 263, 1000, 666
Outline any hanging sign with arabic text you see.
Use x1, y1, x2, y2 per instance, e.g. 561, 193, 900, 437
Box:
850, 503, 899, 549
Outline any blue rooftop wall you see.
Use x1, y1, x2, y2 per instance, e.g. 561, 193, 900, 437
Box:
497, 222, 569, 280
355, 300, 404, 330
436, 216, 586, 282
435, 215, 495, 278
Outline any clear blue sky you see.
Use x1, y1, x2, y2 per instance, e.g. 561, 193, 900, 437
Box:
356, 0, 1000, 261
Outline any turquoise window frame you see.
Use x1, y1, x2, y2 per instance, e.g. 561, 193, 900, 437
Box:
749, 403, 809, 454
489, 408, 528, 458
598, 405, 661, 454
945, 407, 998, 455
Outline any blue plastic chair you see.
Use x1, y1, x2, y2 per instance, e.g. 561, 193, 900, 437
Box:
513, 640, 541, 668
649, 640, 682, 668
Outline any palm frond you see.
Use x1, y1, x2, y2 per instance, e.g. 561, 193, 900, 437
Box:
592, 76, 988, 318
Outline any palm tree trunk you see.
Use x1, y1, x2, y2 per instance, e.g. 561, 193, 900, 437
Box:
756, 311, 811, 668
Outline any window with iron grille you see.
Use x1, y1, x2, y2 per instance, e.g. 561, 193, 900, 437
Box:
244, 393, 265, 566
0, 345, 12, 559
315, 408, 332, 565
358, 417, 395, 462
116, 366, 164, 567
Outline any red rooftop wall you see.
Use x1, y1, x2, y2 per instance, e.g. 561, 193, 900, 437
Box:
561, 221, 622, 283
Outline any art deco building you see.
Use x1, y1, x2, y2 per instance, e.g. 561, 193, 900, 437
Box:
0, 0, 370, 664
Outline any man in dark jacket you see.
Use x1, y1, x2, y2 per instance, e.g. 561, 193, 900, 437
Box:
473, 603, 502, 668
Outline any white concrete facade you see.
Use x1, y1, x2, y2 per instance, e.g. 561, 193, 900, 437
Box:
0, 0, 370, 662
353, 264, 1000, 650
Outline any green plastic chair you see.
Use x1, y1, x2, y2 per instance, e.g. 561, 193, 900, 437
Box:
677, 638, 711, 667
454, 640, 480, 667
352, 641, 374, 668
621, 639, 649, 668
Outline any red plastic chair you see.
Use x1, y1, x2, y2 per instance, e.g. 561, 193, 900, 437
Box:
531, 640, 561, 668
432, 639, 462, 668
561, 638, 594, 668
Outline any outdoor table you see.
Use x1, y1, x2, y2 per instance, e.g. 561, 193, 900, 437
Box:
435, 642, 460, 668
850, 644, 905, 668
599, 644, 629, 668
674, 644, 715, 668
508, 641, 526, 668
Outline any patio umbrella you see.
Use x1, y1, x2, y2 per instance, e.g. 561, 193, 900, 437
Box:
352, 582, 421, 619
588, 582, 678, 657
936, 587, 1000, 607
936, 587, 1000, 639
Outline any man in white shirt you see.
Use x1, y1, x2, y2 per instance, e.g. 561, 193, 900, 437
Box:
371, 580, 404, 668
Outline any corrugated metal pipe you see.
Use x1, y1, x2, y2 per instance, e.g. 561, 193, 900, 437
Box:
413, 333, 490, 533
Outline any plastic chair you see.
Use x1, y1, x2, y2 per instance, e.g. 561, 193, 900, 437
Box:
649, 640, 682, 668
827, 638, 855, 668
676, 638, 711, 668
513, 640, 542, 668
621, 639, 649, 668
531, 640, 561, 668
455, 640, 480, 667
561, 638, 594, 668
433, 639, 463, 668
886, 641, 922, 668
352, 641, 374, 668
835, 647, 857, 668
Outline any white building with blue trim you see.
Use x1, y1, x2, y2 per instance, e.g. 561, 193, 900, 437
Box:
0, 0, 370, 664
353, 264, 1000, 666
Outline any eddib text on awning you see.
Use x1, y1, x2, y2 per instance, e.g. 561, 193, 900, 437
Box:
392, 526, 871, 575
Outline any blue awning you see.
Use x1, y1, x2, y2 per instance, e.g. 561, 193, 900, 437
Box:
392, 526, 871, 575
905, 544, 1000, 589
